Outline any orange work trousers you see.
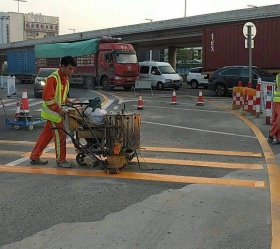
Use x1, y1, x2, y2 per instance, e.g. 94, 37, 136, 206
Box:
30, 120, 66, 163
270, 102, 280, 140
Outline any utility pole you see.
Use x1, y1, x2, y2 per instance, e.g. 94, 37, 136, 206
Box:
13, 0, 27, 41
184, 0, 187, 17
145, 18, 153, 62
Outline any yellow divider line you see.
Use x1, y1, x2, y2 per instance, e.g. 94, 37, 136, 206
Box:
0, 150, 25, 155
0, 165, 266, 188
140, 146, 262, 157
208, 100, 280, 249
21, 152, 263, 170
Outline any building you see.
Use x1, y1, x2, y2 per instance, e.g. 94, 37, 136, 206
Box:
0, 12, 59, 44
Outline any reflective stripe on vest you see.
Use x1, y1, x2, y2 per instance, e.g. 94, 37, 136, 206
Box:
273, 74, 280, 103
41, 70, 69, 123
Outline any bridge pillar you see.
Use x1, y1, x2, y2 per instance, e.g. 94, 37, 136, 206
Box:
0, 60, 5, 74
168, 46, 177, 70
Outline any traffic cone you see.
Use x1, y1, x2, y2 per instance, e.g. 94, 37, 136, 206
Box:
171, 89, 177, 104
238, 81, 242, 87
20, 89, 30, 114
196, 90, 204, 106
137, 93, 144, 110
14, 101, 20, 121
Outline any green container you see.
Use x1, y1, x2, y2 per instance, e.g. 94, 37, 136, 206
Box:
88, 97, 101, 110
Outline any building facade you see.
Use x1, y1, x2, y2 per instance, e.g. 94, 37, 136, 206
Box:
0, 12, 59, 44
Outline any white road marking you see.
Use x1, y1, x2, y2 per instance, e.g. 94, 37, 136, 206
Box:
142, 121, 257, 139
5, 138, 72, 166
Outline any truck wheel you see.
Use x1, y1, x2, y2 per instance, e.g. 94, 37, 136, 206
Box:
102, 76, 111, 91
215, 83, 227, 96
123, 86, 132, 91
156, 82, 164, 90
190, 80, 199, 89
84, 77, 94, 89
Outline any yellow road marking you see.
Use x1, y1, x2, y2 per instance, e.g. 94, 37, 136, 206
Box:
208, 100, 280, 249
21, 152, 263, 170
0, 140, 262, 158
0, 165, 266, 188
0, 150, 25, 155
140, 146, 262, 157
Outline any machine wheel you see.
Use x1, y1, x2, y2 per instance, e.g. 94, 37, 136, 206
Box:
156, 82, 164, 90
102, 76, 111, 91
215, 83, 227, 96
123, 86, 132, 91
190, 80, 199, 89
84, 76, 94, 89
76, 153, 87, 166
14, 125, 19, 130
28, 125, 34, 131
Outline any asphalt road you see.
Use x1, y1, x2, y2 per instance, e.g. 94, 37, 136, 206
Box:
0, 82, 279, 249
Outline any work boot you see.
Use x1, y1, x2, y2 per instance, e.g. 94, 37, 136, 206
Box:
57, 161, 73, 168
268, 134, 274, 143
30, 159, 48, 165
272, 139, 280, 145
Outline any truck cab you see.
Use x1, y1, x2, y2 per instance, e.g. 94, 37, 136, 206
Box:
97, 41, 139, 91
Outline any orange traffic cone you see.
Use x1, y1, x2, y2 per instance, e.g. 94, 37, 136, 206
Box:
171, 89, 177, 104
137, 93, 144, 110
20, 89, 30, 114
15, 101, 20, 121
196, 90, 204, 106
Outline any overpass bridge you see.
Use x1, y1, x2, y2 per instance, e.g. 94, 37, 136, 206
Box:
0, 4, 280, 69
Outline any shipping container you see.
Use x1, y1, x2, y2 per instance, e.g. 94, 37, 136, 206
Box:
7, 50, 36, 83
202, 18, 280, 73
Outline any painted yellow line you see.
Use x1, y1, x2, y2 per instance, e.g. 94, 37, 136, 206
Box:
21, 152, 263, 170
0, 165, 266, 188
0, 150, 25, 156
208, 100, 280, 249
140, 146, 262, 157
89, 90, 109, 107
0, 140, 262, 158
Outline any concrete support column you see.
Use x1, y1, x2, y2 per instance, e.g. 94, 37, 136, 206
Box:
168, 46, 177, 70
0, 60, 4, 73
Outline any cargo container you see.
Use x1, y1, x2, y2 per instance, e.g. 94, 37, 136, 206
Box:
34, 36, 139, 90
7, 50, 36, 83
202, 18, 280, 74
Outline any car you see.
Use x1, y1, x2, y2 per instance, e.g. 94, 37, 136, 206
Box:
186, 67, 208, 89
34, 68, 58, 98
208, 66, 276, 96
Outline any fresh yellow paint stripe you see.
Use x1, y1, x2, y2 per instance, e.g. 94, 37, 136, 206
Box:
208, 100, 280, 249
140, 146, 262, 157
0, 140, 262, 157
0, 165, 266, 188
21, 152, 263, 170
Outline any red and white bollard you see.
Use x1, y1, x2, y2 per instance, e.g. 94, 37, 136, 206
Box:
266, 85, 272, 124
255, 83, 261, 118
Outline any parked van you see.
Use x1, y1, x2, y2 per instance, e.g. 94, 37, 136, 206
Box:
139, 61, 182, 90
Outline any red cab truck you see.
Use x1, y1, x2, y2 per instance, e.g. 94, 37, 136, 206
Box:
35, 36, 139, 90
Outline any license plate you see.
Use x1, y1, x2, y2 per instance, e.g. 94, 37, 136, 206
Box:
127, 77, 132, 81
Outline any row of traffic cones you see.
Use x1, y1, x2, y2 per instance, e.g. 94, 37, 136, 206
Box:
137, 89, 204, 109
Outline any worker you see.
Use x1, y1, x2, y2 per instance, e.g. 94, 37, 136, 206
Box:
30, 56, 77, 168
268, 73, 280, 144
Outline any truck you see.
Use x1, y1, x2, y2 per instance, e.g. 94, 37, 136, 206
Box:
6, 36, 139, 90
34, 36, 139, 90
7, 50, 36, 84
202, 17, 280, 75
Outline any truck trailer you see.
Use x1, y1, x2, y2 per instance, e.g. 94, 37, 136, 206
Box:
202, 17, 280, 75
7, 50, 36, 84
34, 36, 139, 90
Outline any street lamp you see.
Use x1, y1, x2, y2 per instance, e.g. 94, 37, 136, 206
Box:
145, 19, 153, 61
247, 5, 258, 8
13, 0, 27, 41
0, 15, 9, 44
69, 28, 76, 33
184, 0, 187, 17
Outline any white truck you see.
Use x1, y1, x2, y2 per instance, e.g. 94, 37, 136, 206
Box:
186, 67, 208, 89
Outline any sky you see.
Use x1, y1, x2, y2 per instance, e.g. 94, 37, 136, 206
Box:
1, 0, 280, 35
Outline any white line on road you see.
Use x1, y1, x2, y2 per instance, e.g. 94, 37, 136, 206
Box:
142, 121, 257, 139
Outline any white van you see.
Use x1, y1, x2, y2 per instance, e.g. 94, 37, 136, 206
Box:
139, 61, 182, 90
